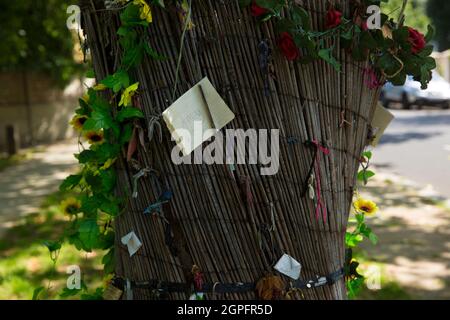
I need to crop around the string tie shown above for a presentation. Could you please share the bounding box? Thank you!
[310,140,330,223]
[148,115,163,144]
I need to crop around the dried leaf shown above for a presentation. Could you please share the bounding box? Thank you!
[127,128,138,162]
[256,275,285,300]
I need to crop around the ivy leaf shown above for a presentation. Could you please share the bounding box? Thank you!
[102,248,115,275]
[60,287,83,299]
[318,47,341,72]
[60,174,82,191]
[93,143,121,164]
[362,151,372,160]
[368,232,379,245]
[100,169,117,193]
[78,219,100,252]
[76,150,97,164]
[144,42,167,60]
[32,287,46,300]
[101,70,130,93]
[122,44,145,70]
[43,240,62,253]
[80,194,102,217]
[424,24,435,43]
[100,199,120,216]
[117,107,144,122]
[357,170,375,184]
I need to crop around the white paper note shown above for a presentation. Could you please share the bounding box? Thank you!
[162,77,235,156]
[121,231,142,257]
[274,254,302,280]
[371,103,395,147]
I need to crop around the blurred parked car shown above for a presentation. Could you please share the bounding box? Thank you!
[380,71,450,109]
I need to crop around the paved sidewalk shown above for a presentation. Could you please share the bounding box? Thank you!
[0,140,79,237]
[360,169,450,299]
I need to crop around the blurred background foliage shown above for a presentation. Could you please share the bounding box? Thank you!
[0,0,84,87]
[381,0,430,33]
[426,0,450,51]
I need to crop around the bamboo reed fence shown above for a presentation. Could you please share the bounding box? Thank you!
[80,0,382,300]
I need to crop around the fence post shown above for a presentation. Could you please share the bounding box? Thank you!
[6,125,17,156]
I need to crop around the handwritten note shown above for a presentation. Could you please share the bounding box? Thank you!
[162,77,235,156]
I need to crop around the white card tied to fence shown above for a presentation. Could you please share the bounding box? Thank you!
[371,103,394,147]
[121,231,142,257]
[274,254,302,280]
[162,77,235,156]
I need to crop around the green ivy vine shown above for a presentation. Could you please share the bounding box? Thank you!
[40,0,434,300]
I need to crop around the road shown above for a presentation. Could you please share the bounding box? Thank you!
[373,108,450,199]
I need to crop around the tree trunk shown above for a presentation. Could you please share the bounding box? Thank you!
[80,0,381,300]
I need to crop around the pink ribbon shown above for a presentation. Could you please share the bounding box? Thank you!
[312,140,330,224]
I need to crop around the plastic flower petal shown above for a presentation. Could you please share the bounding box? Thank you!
[70,115,89,131]
[353,198,378,216]
[61,197,82,216]
[93,83,107,91]
[84,130,105,145]
[119,82,139,107]
[133,0,152,23]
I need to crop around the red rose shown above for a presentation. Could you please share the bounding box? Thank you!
[251,1,268,17]
[325,9,342,29]
[361,20,368,31]
[407,27,426,54]
[277,32,300,61]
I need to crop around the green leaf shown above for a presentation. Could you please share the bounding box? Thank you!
[362,151,373,160]
[102,248,115,275]
[100,199,120,216]
[94,143,121,163]
[101,70,130,93]
[368,232,379,245]
[100,169,117,193]
[357,170,375,184]
[32,287,45,300]
[78,219,100,251]
[424,24,435,43]
[318,47,341,72]
[116,107,144,122]
[60,175,82,191]
[144,43,167,60]
[43,240,62,252]
[60,287,83,299]
[76,150,97,164]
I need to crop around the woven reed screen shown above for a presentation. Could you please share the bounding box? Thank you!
[80,0,381,300]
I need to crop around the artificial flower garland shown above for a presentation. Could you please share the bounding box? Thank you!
[244,0,435,89]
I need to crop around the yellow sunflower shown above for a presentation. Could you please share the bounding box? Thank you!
[84,130,105,145]
[81,93,90,103]
[353,198,378,216]
[133,0,152,23]
[61,197,82,216]
[93,83,107,91]
[70,115,88,131]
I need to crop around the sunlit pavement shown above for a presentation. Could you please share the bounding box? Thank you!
[0,140,79,238]
[374,108,450,199]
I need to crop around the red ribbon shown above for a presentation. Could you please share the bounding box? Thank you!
[311,140,330,223]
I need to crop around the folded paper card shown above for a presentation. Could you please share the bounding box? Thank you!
[121,231,142,257]
[371,103,394,147]
[162,77,235,156]
[274,254,302,280]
